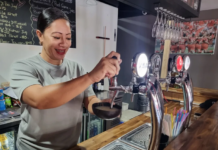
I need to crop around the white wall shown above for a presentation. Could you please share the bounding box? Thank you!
[0,0,118,88]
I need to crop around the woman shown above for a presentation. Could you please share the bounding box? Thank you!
[10,8,121,150]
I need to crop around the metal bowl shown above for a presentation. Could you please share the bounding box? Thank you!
[92,102,122,120]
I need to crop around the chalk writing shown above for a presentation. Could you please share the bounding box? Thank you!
[10,3,17,10]
[0,33,6,37]
[32,0,51,6]
[31,4,45,11]
[0,0,31,45]
[7,12,17,17]
[0,0,76,47]
[0,11,6,15]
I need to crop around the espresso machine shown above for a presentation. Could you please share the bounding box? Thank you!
[167,55,193,128]
[107,53,166,150]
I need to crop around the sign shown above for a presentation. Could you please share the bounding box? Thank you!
[176,55,183,72]
[183,56,191,70]
[155,19,218,55]
[136,53,148,77]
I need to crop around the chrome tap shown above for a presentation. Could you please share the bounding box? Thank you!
[109,53,166,150]
[150,53,171,91]
[167,55,193,129]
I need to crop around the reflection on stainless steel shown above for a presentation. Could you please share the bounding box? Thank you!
[148,81,164,150]
[183,75,193,128]
[120,123,152,150]
[156,81,165,120]
[178,74,193,129]
[111,90,120,108]
[99,140,139,150]
[108,53,166,150]
[168,55,193,129]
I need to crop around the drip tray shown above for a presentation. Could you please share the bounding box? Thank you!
[99,140,139,150]
[119,123,152,150]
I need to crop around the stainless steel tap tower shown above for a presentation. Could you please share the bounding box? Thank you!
[167,55,193,128]
[109,53,167,150]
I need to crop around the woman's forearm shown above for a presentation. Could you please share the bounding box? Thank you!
[24,74,94,109]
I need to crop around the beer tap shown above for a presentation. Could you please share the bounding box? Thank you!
[109,53,167,150]
[181,55,193,128]
[150,54,171,91]
[167,55,193,128]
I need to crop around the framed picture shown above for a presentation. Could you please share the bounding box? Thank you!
[155,19,218,55]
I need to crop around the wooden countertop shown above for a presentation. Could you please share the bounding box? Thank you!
[70,114,151,150]
[162,87,218,105]
[165,101,218,150]
[163,87,218,97]
[70,101,206,150]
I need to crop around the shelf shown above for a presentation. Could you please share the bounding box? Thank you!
[97,0,118,7]
[153,0,201,18]
[118,0,201,19]
[118,2,146,18]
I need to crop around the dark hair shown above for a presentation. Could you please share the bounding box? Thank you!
[37,7,70,33]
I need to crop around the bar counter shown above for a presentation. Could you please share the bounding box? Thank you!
[165,101,218,150]
[162,87,218,105]
[70,101,205,150]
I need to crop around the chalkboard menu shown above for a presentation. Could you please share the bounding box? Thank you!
[0,0,76,48]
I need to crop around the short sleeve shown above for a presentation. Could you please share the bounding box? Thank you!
[79,66,95,98]
[10,61,41,102]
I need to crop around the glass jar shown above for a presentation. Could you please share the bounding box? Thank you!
[194,0,199,10]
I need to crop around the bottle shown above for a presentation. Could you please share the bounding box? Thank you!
[94,125,98,136]
[194,0,199,10]
[90,124,93,138]
[0,100,6,111]
[0,134,9,150]
[97,121,101,134]
[5,97,12,108]
[0,89,4,100]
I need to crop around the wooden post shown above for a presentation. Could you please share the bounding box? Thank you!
[96,26,110,57]
[160,40,171,89]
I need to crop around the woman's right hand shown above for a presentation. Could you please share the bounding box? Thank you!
[88,51,122,83]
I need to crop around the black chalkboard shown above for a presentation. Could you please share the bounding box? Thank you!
[0,0,76,48]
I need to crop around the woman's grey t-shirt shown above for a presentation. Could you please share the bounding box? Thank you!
[10,54,95,150]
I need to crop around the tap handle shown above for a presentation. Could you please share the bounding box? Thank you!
[109,76,117,87]
[159,78,170,91]
[109,56,118,87]
[166,84,169,92]
[159,78,166,83]
[165,77,171,91]
[110,90,119,108]
[131,93,135,102]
